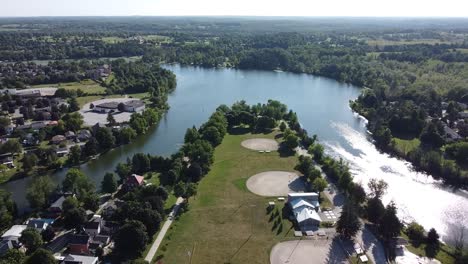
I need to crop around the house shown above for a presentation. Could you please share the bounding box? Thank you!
[444,125,462,142]
[0,240,13,256]
[77,130,92,141]
[62,254,98,264]
[1,225,27,244]
[49,196,66,214]
[31,121,47,130]
[124,174,145,191]
[26,218,51,232]
[22,133,39,146]
[123,100,145,112]
[68,234,90,255]
[84,215,102,237]
[56,147,69,157]
[93,102,119,113]
[65,131,76,140]
[288,193,322,231]
[102,199,125,218]
[1,156,14,168]
[51,135,66,145]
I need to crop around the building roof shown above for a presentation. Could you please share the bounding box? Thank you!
[69,234,90,245]
[127,174,145,185]
[51,135,66,142]
[50,196,66,209]
[0,240,13,255]
[16,88,57,97]
[290,199,316,210]
[95,102,119,109]
[27,219,49,230]
[1,225,27,238]
[63,254,98,264]
[124,100,144,108]
[65,131,76,137]
[294,207,322,223]
[84,220,101,230]
[444,125,462,140]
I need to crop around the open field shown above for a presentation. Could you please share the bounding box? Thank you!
[391,137,421,156]
[241,138,279,151]
[32,79,106,95]
[270,239,347,264]
[155,132,300,264]
[246,171,304,196]
[366,39,458,47]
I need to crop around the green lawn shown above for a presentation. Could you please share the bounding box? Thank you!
[400,233,456,264]
[155,132,299,264]
[32,79,106,95]
[392,137,420,156]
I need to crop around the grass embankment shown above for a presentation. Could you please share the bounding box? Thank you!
[391,137,420,156]
[400,233,456,264]
[32,79,106,95]
[156,132,299,264]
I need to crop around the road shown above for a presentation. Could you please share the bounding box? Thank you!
[144,197,184,262]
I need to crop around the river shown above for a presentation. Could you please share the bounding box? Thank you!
[1,64,467,243]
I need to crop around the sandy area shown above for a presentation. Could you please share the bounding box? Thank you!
[241,138,279,151]
[80,98,141,126]
[246,171,305,196]
[270,239,347,264]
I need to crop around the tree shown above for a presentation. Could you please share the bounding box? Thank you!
[174,182,186,197]
[132,153,150,174]
[116,162,132,182]
[62,112,83,132]
[186,162,203,182]
[279,121,287,132]
[82,137,98,157]
[114,220,149,259]
[118,102,125,112]
[63,207,87,229]
[62,168,95,198]
[62,196,79,213]
[379,202,402,241]
[107,112,116,126]
[96,127,115,150]
[41,226,55,242]
[283,133,299,150]
[309,143,324,162]
[101,172,118,193]
[427,228,440,246]
[0,190,16,232]
[185,183,198,198]
[68,145,81,165]
[24,248,56,264]
[367,178,388,199]
[0,249,25,264]
[312,177,328,193]
[0,139,22,155]
[367,197,385,224]
[350,183,367,204]
[19,228,43,253]
[118,127,137,144]
[406,222,426,242]
[26,176,56,210]
[201,126,222,146]
[336,202,361,239]
[68,97,80,112]
[22,153,38,172]
[184,126,200,143]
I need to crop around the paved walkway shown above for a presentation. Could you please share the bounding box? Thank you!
[145,197,184,262]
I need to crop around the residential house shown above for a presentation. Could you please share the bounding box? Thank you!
[77,130,92,141]
[1,225,27,244]
[68,234,91,255]
[102,199,124,218]
[1,156,14,168]
[0,240,13,256]
[62,254,98,264]
[56,147,69,157]
[26,218,52,232]
[49,196,66,215]
[124,174,145,191]
[444,125,462,142]
[288,193,322,231]
[84,216,102,237]
[31,121,47,130]
[51,135,66,145]
[65,131,76,140]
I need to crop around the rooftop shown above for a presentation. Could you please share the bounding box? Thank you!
[95,101,119,109]
[1,225,27,238]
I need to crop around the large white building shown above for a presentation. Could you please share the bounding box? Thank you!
[288,193,322,231]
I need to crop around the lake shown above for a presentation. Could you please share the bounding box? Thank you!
[1,64,467,243]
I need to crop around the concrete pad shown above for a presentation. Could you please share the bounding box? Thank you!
[246,171,305,196]
[270,239,348,264]
[241,138,279,151]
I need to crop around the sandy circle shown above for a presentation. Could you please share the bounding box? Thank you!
[241,138,279,151]
[270,240,346,264]
[246,171,305,196]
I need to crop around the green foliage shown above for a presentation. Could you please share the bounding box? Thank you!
[63,207,87,229]
[101,172,118,193]
[312,177,328,193]
[68,145,81,165]
[19,228,43,253]
[62,168,95,198]
[26,176,56,210]
[22,153,38,172]
[24,248,56,264]
[0,190,16,231]
[0,249,25,264]
[96,127,115,150]
[62,112,83,132]
[367,178,388,199]
[336,202,362,239]
[379,202,402,241]
[114,220,149,259]
[367,197,385,224]
[0,139,22,155]
[406,222,426,242]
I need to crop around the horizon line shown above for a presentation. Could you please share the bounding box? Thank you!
[1,15,468,19]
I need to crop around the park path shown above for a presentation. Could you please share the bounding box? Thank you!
[145,197,184,262]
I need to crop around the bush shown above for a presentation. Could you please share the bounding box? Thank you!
[406,222,426,242]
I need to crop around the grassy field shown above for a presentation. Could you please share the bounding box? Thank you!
[155,131,300,264]
[391,137,420,156]
[32,79,106,95]
[400,233,456,264]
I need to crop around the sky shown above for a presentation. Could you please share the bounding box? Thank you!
[1,0,467,17]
